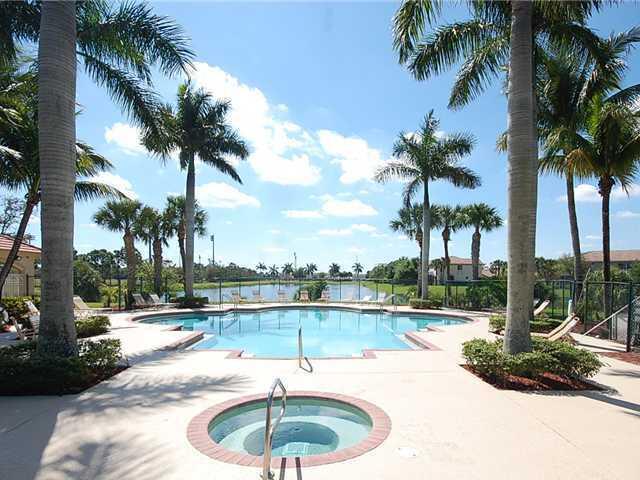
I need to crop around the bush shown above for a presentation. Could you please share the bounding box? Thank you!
[73,259,103,302]
[0,297,31,327]
[465,282,507,309]
[298,280,328,301]
[0,338,123,395]
[489,314,505,333]
[75,315,110,338]
[175,296,208,308]
[409,298,442,309]
[462,337,602,381]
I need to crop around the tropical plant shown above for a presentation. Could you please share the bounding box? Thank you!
[134,206,172,294]
[375,111,480,299]
[432,204,465,284]
[143,82,249,297]
[163,195,207,285]
[328,263,341,277]
[93,200,142,309]
[269,265,279,278]
[352,262,364,278]
[460,203,503,280]
[281,263,294,278]
[256,262,267,276]
[305,263,318,278]
[3,1,194,357]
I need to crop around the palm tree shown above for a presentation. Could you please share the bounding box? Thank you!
[375,111,480,299]
[143,82,249,298]
[36,1,77,356]
[281,263,294,278]
[328,263,341,278]
[461,203,504,280]
[352,262,364,278]
[134,206,171,294]
[305,263,318,279]
[6,1,194,356]
[256,262,267,276]
[433,204,465,285]
[93,200,143,309]
[0,63,124,294]
[269,265,279,278]
[163,195,208,286]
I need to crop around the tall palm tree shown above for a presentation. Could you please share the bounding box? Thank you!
[0,63,124,293]
[134,206,171,294]
[93,200,142,309]
[6,1,194,356]
[256,262,267,276]
[305,263,318,278]
[375,111,480,299]
[282,263,294,278]
[352,262,364,278]
[461,203,504,280]
[269,265,279,278]
[328,263,341,278]
[143,82,249,297]
[163,195,207,286]
[36,1,77,356]
[433,204,465,284]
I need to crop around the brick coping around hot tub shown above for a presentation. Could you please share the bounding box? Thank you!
[186,391,392,468]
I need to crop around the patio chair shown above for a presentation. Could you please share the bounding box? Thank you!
[533,314,580,342]
[1,307,27,342]
[132,293,151,309]
[358,295,372,304]
[251,290,265,303]
[319,289,331,302]
[18,302,40,340]
[299,290,310,302]
[533,299,550,317]
[148,293,172,309]
[277,290,287,302]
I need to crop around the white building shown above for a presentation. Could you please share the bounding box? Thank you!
[435,256,482,283]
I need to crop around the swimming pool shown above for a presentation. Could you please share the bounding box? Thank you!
[142,307,464,358]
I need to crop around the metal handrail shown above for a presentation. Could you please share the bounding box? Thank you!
[262,378,287,480]
[298,326,303,368]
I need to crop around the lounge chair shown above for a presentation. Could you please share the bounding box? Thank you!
[358,295,372,304]
[299,291,310,302]
[533,299,550,317]
[319,289,331,302]
[277,291,287,303]
[132,293,151,309]
[16,302,40,340]
[251,290,264,303]
[148,293,172,308]
[1,307,27,342]
[533,314,580,342]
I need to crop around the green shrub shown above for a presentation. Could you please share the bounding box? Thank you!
[489,314,505,333]
[297,280,328,301]
[462,337,602,381]
[0,297,30,326]
[409,298,442,309]
[73,259,103,302]
[75,315,110,338]
[465,282,507,309]
[461,339,505,378]
[175,296,208,308]
[0,338,123,395]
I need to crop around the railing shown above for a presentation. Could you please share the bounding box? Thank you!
[262,378,287,480]
[297,327,313,372]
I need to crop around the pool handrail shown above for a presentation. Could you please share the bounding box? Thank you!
[262,378,287,479]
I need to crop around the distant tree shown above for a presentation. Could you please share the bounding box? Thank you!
[134,206,172,294]
[490,260,508,278]
[433,204,465,284]
[73,259,102,302]
[0,195,25,235]
[352,262,364,278]
[281,263,294,278]
[328,263,341,277]
[269,265,279,277]
[256,262,267,276]
[461,203,503,280]
[305,263,318,278]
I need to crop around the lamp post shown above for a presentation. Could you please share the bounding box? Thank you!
[210,234,215,266]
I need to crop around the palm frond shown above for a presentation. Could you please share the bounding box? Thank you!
[374,161,421,183]
[75,181,126,202]
[392,0,443,63]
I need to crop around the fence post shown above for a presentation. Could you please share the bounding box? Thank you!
[358,277,361,300]
[626,282,634,352]
[583,281,589,333]
[219,279,222,306]
[118,278,122,310]
[375,280,379,301]
[391,280,395,306]
[339,278,342,301]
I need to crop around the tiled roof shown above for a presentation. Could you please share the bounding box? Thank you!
[448,256,477,265]
[582,250,640,263]
[0,234,41,254]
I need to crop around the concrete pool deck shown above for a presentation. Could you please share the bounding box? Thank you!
[1,304,639,479]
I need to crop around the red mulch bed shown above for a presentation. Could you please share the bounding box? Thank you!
[461,365,600,391]
[600,351,640,367]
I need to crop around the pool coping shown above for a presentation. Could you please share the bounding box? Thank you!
[186,391,392,468]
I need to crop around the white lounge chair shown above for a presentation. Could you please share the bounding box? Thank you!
[277,291,287,303]
[319,289,331,302]
[20,301,40,340]
[148,293,172,309]
[251,290,264,303]
[358,295,372,304]
[534,299,550,317]
[533,314,579,342]
[132,293,151,309]
[299,291,310,302]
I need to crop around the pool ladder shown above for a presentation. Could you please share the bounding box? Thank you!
[262,378,287,480]
[298,327,313,372]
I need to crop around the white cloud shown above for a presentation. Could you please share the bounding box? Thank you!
[350,224,377,233]
[282,210,324,219]
[320,197,378,217]
[104,123,145,156]
[396,234,409,241]
[92,172,138,199]
[616,210,640,219]
[318,228,353,237]
[317,129,386,184]
[612,184,640,200]
[196,182,261,209]
[585,234,601,240]
[188,62,322,186]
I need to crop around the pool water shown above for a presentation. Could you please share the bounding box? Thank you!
[209,397,372,457]
[143,308,463,358]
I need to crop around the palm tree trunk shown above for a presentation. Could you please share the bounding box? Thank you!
[37,1,78,357]
[566,173,584,300]
[415,233,422,296]
[0,194,37,295]
[443,230,451,298]
[124,231,137,309]
[504,0,535,355]
[184,155,195,297]
[471,229,481,280]
[153,238,163,294]
[599,175,613,319]
[421,183,430,300]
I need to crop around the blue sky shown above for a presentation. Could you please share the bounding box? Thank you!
[22,2,640,272]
